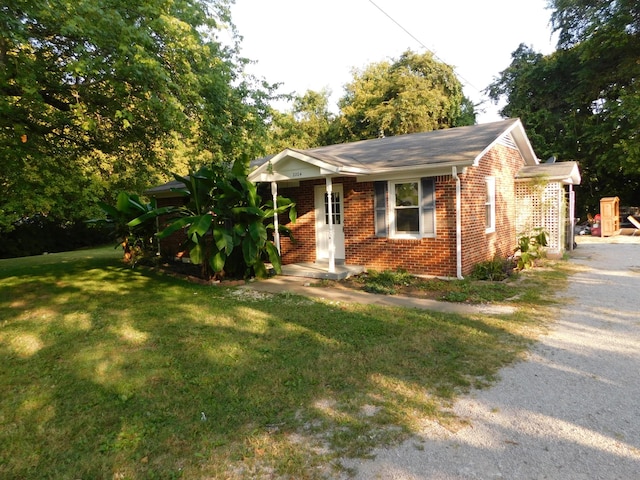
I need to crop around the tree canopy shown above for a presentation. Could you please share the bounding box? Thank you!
[0,0,274,231]
[337,50,475,141]
[265,89,338,153]
[488,0,640,214]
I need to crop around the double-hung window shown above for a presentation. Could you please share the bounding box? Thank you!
[376,178,435,239]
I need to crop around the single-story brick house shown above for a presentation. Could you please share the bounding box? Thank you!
[146,118,580,279]
[247,118,580,278]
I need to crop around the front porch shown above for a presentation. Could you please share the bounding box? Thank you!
[281,261,365,280]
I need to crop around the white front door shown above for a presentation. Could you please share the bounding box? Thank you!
[314,184,345,261]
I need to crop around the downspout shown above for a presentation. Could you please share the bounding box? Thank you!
[271,181,281,255]
[452,167,463,279]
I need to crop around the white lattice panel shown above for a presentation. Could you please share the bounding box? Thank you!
[515,182,564,252]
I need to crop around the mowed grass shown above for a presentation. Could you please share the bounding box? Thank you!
[0,247,567,479]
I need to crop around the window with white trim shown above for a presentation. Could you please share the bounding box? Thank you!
[381,178,435,239]
[485,176,496,233]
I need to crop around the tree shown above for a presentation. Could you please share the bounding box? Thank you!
[549,0,639,48]
[337,50,476,141]
[265,89,339,153]
[488,0,640,213]
[0,0,275,231]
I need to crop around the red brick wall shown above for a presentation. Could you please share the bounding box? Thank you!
[278,143,525,277]
[344,176,458,276]
[458,144,523,275]
[277,177,458,276]
[278,183,317,263]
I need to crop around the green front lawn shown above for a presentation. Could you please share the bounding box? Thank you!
[0,247,565,479]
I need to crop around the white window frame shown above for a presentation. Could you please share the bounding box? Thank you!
[485,176,496,233]
[388,178,436,239]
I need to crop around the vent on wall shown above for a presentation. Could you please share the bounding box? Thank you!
[497,133,517,150]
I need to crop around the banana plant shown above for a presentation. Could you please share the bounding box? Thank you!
[88,191,157,263]
[129,158,296,280]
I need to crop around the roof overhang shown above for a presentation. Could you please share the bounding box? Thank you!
[144,178,187,198]
[356,160,473,182]
[516,161,581,185]
[248,148,369,183]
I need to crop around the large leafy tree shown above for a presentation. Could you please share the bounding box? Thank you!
[266,89,339,153]
[337,50,476,141]
[0,0,274,231]
[488,1,640,213]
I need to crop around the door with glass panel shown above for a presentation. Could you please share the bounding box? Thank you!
[314,184,345,261]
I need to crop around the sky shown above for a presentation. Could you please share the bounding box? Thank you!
[228,0,558,124]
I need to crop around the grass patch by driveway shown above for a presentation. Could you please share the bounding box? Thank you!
[0,247,567,479]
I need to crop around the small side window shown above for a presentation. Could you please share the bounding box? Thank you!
[485,176,496,233]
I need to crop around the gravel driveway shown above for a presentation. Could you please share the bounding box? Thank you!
[342,235,640,479]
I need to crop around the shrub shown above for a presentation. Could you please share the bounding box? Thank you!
[514,228,548,270]
[358,269,414,295]
[471,256,515,281]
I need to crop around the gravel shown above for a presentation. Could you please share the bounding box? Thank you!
[341,235,640,479]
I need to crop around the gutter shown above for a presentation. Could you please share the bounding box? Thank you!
[452,166,463,279]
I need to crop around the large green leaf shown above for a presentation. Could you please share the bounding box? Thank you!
[242,237,258,266]
[253,259,268,278]
[289,204,297,223]
[116,192,130,213]
[126,196,149,214]
[212,226,234,255]
[248,221,267,245]
[187,214,213,241]
[97,201,120,219]
[230,206,262,217]
[245,180,259,208]
[173,173,191,186]
[265,241,282,274]
[169,188,191,197]
[156,216,192,239]
[189,243,204,264]
[210,250,226,272]
[128,206,181,228]
[231,156,249,177]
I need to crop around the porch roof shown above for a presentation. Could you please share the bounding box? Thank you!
[516,161,581,185]
[249,118,538,183]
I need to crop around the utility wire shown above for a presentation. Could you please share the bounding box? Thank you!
[367,0,484,97]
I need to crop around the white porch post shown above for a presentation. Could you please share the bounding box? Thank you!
[568,184,575,251]
[325,177,336,273]
[271,181,281,255]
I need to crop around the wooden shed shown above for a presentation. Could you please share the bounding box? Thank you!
[600,197,620,237]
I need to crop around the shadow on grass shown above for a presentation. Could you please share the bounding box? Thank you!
[0,248,534,479]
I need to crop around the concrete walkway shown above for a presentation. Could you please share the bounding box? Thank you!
[240,275,516,316]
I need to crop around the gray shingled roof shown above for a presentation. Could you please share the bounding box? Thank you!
[148,118,551,196]
[252,119,525,172]
[145,178,186,196]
